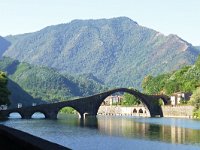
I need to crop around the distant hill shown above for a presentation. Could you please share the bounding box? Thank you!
[0,57,106,102]
[7,79,45,108]
[2,17,200,88]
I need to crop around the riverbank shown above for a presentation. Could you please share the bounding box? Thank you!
[98,105,194,118]
[0,125,71,150]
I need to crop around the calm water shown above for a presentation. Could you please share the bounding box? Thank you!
[1,114,200,150]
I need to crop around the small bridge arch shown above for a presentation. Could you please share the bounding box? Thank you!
[31,112,46,119]
[8,112,22,118]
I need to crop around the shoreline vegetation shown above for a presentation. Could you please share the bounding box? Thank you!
[142,55,200,118]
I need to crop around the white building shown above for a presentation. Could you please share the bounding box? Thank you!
[18,103,22,108]
[102,95,123,106]
[0,105,7,110]
[170,92,191,106]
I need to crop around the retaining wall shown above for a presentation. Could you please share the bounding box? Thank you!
[161,105,194,118]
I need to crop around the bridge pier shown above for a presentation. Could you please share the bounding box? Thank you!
[79,113,96,119]
[21,114,31,119]
[45,111,58,119]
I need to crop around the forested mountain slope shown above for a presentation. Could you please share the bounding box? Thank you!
[0,57,106,102]
[2,17,200,88]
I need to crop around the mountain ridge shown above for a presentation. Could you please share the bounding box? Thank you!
[1,17,199,88]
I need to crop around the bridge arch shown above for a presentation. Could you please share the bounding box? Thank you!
[8,112,22,118]
[93,88,165,117]
[133,109,137,113]
[139,109,143,113]
[31,112,46,119]
[57,106,81,118]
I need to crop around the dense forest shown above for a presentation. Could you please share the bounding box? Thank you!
[142,55,200,96]
[142,55,200,117]
[0,71,10,105]
[0,57,106,103]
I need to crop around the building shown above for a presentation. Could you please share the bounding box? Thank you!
[102,95,123,106]
[170,92,191,106]
[0,105,7,110]
[17,103,22,108]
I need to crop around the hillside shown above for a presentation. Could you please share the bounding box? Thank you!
[196,46,200,52]
[7,79,45,108]
[0,57,106,102]
[142,55,200,95]
[0,36,10,59]
[2,17,200,88]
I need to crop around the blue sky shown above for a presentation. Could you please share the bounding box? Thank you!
[0,0,199,45]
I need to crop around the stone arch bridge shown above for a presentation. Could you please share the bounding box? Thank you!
[0,88,169,119]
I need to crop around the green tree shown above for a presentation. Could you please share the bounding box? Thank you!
[122,93,140,106]
[0,71,10,105]
[189,87,200,118]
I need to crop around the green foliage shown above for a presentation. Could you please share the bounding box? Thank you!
[0,57,106,102]
[190,87,200,109]
[0,71,10,105]
[153,98,164,106]
[3,17,199,89]
[190,87,200,118]
[142,57,200,95]
[122,93,140,106]
[59,107,77,114]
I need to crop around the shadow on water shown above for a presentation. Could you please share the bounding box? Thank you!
[56,114,98,129]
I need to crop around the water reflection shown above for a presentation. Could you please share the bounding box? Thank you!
[3,113,200,148]
[57,114,98,129]
[56,114,200,145]
[97,116,200,145]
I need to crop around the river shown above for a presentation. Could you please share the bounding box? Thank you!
[1,113,200,150]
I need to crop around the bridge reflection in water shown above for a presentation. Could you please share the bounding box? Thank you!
[79,115,200,145]
[55,114,200,146]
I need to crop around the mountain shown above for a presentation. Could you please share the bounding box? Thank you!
[1,68,44,108]
[0,36,11,59]
[2,17,200,88]
[195,46,200,52]
[0,57,106,102]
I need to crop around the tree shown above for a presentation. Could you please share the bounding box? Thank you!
[0,71,10,105]
[189,87,200,118]
[122,93,140,106]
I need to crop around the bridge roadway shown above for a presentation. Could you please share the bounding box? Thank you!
[0,88,169,119]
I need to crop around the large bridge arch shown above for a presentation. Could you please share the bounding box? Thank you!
[75,88,168,118]
[93,88,157,117]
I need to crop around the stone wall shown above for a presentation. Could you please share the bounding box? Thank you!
[161,105,194,118]
[98,105,194,118]
[98,106,150,117]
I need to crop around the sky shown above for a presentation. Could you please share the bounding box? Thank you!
[0,0,200,45]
